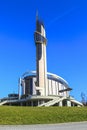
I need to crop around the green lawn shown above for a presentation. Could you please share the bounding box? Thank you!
[0,106,87,124]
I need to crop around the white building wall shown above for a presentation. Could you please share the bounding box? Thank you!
[48,79,52,95]
[36,43,47,96]
[59,83,62,96]
[32,77,37,95]
[67,100,71,107]
[43,44,48,96]
[55,82,58,95]
[25,76,70,97]
[52,80,56,95]
[63,86,67,97]
[57,82,59,95]
[21,79,25,95]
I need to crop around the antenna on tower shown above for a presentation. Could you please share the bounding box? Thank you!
[36,10,38,21]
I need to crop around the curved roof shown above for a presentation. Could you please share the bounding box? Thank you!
[21,70,69,87]
[47,72,68,85]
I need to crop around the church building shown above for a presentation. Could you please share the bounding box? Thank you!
[0,16,83,107]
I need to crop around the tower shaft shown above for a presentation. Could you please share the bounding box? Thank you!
[34,18,47,96]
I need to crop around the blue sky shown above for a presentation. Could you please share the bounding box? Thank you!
[0,0,87,101]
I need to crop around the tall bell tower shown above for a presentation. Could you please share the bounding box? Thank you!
[34,14,47,96]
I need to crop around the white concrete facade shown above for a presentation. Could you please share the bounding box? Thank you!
[35,18,47,96]
[22,73,69,97]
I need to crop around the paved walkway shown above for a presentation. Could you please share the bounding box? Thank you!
[0,122,87,130]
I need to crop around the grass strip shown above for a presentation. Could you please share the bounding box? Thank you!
[0,106,87,124]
